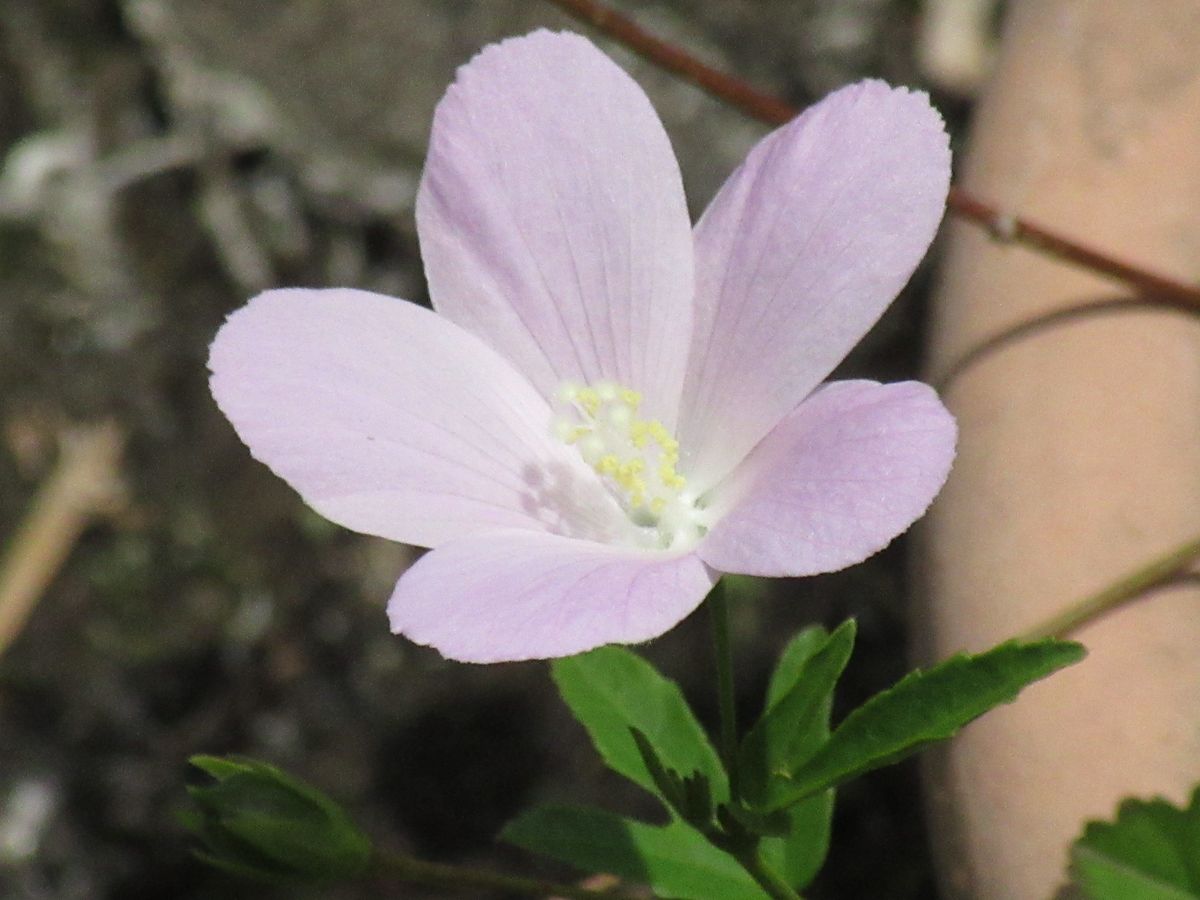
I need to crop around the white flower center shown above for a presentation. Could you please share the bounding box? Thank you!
[552,380,706,550]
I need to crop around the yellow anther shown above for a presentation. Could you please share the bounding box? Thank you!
[614,458,645,496]
[552,378,695,538]
[576,388,601,416]
[622,477,647,502]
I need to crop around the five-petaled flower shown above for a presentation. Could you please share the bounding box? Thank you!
[209,30,956,663]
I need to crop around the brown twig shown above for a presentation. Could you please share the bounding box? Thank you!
[943,192,1200,307]
[548,0,797,125]
[545,0,1200,309]
[0,420,126,657]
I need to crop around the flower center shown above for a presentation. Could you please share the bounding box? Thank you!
[552,380,704,549]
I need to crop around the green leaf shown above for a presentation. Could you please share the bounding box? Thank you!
[738,621,855,804]
[759,792,833,891]
[740,623,851,888]
[1071,788,1200,899]
[630,728,714,827]
[191,755,257,781]
[765,639,1085,810]
[552,646,728,804]
[764,626,832,711]
[503,805,768,900]
[184,755,371,883]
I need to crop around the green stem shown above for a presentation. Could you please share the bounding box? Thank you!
[1022,533,1200,641]
[734,848,804,900]
[708,580,738,783]
[372,848,649,899]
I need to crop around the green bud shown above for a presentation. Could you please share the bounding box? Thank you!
[183,755,372,883]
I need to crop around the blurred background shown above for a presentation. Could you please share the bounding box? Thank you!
[0,1,995,897]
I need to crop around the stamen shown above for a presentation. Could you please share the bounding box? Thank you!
[551,379,704,549]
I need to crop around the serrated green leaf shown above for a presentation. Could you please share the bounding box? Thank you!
[765,639,1085,810]
[552,646,728,805]
[738,621,855,805]
[764,626,830,712]
[630,728,688,811]
[503,805,768,900]
[1071,788,1200,899]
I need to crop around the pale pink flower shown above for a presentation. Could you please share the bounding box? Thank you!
[209,31,955,663]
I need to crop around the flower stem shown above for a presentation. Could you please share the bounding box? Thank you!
[544,0,1200,309]
[1021,533,1200,641]
[372,848,649,899]
[708,580,739,789]
[734,847,804,900]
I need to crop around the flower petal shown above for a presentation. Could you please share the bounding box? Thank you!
[388,530,715,663]
[209,288,628,548]
[681,81,951,488]
[417,30,694,427]
[697,380,956,577]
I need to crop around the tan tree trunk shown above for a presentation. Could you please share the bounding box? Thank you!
[919,1,1200,897]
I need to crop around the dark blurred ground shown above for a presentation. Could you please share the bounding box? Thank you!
[0,1,982,897]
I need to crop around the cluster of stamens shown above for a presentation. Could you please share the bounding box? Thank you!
[552,380,699,547]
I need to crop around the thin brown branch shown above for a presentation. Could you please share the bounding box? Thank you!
[943,191,1200,307]
[547,0,796,126]
[547,0,792,126]
[545,0,1200,309]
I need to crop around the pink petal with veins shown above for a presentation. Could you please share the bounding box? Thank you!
[389,530,715,663]
[209,288,627,549]
[419,30,695,428]
[699,380,956,577]
[681,81,951,489]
